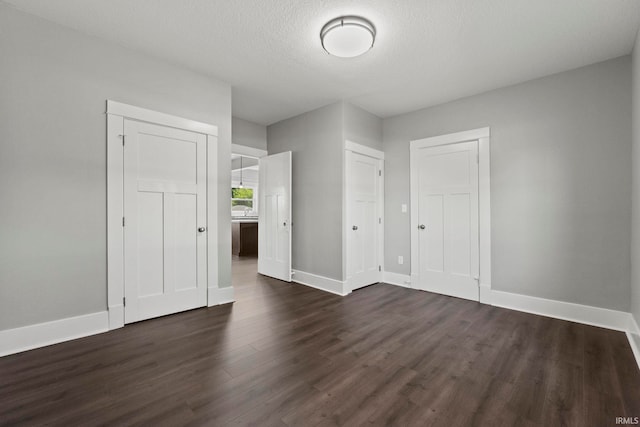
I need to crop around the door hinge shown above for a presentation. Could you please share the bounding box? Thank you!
[122,217,125,227]
[378,265,382,272]
[379,217,382,224]
[379,170,382,176]
[476,154,479,164]
[119,134,125,146]
[123,297,126,307]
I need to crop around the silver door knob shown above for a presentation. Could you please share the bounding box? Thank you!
[198,227,206,232]
[418,224,426,230]
[352,225,358,230]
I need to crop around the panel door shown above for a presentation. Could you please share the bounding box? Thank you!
[124,119,207,323]
[415,141,479,301]
[258,151,292,282]
[347,151,382,290]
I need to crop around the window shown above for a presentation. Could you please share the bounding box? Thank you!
[231,187,254,210]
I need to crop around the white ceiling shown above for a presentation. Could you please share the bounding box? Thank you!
[3,0,639,125]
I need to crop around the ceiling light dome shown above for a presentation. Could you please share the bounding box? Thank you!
[320,16,376,58]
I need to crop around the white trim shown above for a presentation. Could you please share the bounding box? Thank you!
[206,134,221,307]
[478,136,491,289]
[486,288,630,332]
[627,315,640,370]
[207,286,235,306]
[107,114,125,330]
[107,100,220,329]
[292,270,350,296]
[379,161,385,283]
[479,283,492,304]
[231,143,267,158]
[107,100,218,136]
[0,312,108,357]
[108,304,124,330]
[382,271,412,288]
[410,127,490,149]
[410,127,491,300]
[342,149,348,283]
[345,140,385,160]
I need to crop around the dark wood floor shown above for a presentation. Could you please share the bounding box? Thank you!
[1,256,638,426]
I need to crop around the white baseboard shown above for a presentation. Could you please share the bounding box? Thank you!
[627,315,640,370]
[382,271,412,288]
[108,304,124,330]
[0,311,109,357]
[479,283,492,304]
[486,288,630,332]
[208,286,235,307]
[292,270,349,296]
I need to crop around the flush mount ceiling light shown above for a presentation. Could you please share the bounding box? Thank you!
[320,16,376,58]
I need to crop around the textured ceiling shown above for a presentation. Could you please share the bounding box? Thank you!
[2,0,639,125]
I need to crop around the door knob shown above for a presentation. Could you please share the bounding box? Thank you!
[418,224,426,230]
[352,225,358,230]
[198,227,206,232]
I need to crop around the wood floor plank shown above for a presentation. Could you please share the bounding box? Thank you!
[0,256,638,426]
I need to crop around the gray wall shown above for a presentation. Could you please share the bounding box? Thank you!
[632,29,640,326]
[343,103,383,151]
[267,103,344,280]
[232,117,267,151]
[0,6,232,330]
[383,56,632,311]
[267,102,382,281]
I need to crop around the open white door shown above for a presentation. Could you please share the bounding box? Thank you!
[258,151,292,282]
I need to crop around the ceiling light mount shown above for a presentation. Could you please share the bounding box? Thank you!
[320,16,376,58]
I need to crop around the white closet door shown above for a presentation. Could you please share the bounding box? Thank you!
[346,151,382,290]
[123,119,207,323]
[414,141,479,301]
[258,151,292,282]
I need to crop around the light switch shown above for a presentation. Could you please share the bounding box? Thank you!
[401,204,407,213]
[398,256,404,265]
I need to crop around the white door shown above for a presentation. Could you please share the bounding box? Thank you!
[123,119,207,323]
[258,151,292,282]
[346,151,382,290]
[414,141,479,301]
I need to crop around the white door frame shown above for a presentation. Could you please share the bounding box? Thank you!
[409,127,491,303]
[231,143,267,159]
[343,140,385,291]
[231,144,267,215]
[106,100,219,330]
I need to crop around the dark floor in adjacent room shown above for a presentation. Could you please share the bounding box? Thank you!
[1,256,638,426]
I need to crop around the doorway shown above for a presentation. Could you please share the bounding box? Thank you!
[230,145,292,285]
[106,101,219,329]
[231,154,259,257]
[230,145,265,291]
